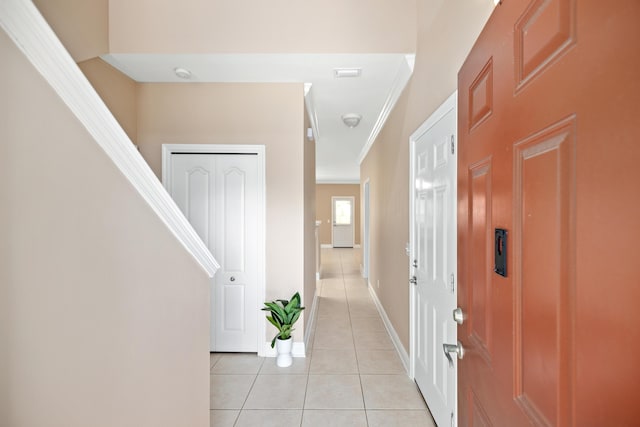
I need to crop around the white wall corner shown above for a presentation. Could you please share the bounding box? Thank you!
[304,291,320,351]
[304,83,320,144]
[368,284,411,376]
[357,54,416,165]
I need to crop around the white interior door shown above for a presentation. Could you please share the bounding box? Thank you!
[411,94,457,427]
[363,181,370,278]
[169,153,259,352]
[332,196,354,248]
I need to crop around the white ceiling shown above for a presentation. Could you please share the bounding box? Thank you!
[102,53,414,183]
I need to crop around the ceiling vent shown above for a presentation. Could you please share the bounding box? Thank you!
[334,68,362,78]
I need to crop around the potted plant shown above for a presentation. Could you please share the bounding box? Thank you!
[262,292,305,367]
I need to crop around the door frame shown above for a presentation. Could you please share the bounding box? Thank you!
[162,144,266,356]
[331,196,355,248]
[409,91,457,379]
[362,179,371,278]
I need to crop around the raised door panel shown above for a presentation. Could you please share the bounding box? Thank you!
[214,155,258,351]
[467,160,493,364]
[185,167,211,247]
[459,0,640,426]
[514,118,575,426]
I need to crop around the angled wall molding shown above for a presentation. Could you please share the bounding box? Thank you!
[357,54,415,165]
[304,83,320,143]
[0,0,219,277]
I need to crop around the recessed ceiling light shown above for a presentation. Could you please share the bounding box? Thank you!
[334,68,362,78]
[342,113,362,128]
[174,67,192,80]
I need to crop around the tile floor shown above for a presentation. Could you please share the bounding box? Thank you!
[210,248,435,427]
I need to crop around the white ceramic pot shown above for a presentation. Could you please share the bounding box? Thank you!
[275,337,293,367]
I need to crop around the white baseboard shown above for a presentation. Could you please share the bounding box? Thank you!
[304,291,320,352]
[354,244,361,249]
[316,272,320,280]
[321,244,332,249]
[263,289,318,358]
[368,283,410,376]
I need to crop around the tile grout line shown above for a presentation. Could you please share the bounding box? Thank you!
[233,358,263,426]
[340,249,371,426]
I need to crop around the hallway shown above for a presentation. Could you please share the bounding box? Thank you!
[209,248,434,426]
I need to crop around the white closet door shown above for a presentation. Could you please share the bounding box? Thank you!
[170,153,258,352]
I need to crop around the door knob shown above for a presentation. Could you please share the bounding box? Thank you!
[230,276,236,282]
[409,276,417,285]
[453,307,466,325]
[443,341,465,367]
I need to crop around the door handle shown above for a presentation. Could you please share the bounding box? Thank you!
[443,341,465,367]
[409,276,417,285]
[230,276,236,282]
[453,307,466,325]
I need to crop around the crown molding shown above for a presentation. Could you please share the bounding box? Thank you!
[316,179,361,185]
[357,54,415,165]
[0,0,219,277]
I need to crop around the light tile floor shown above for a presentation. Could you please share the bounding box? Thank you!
[210,248,436,427]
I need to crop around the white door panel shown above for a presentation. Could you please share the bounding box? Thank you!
[170,153,258,352]
[411,95,457,427]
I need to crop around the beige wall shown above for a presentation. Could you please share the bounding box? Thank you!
[108,0,416,54]
[316,184,361,246]
[135,82,308,343]
[1,29,210,427]
[303,110,317,327]
[33,0,108,62]
[78,58,138,143]
[360,0,495,352]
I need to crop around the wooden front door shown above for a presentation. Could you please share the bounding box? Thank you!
[457,1,640,426]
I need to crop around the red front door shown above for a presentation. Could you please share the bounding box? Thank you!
[458,1,640,425]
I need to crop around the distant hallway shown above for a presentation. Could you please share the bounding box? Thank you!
[208,248,434,426]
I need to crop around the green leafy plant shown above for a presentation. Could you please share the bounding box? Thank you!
[262,292,305,348]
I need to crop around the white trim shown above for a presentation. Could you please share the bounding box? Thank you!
[410,91,458,141]
[368,283,410,376]
[304,291,319,352]
[408,90,457,380]
[316,179,360,184]
[362,178,371,279]
[0,0,219,278]
[162,144,267,356]
[321,243,361,249]
[357,54,416,165]
[304,83,320,144]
